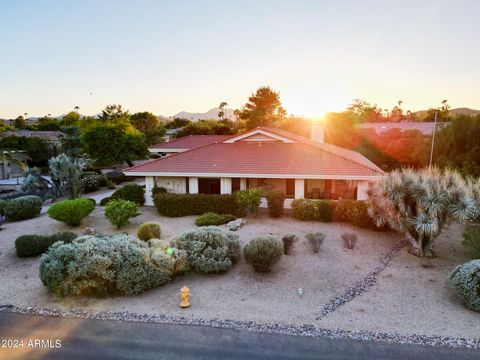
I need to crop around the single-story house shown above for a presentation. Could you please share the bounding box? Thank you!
[124,126,385,206]
[0,150,27,180]
[1,130,64,146]
[149,135,231,157]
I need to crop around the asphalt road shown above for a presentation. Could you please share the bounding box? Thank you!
[0,312,478,360]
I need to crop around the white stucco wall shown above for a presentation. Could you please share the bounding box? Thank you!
[357,180,370,200]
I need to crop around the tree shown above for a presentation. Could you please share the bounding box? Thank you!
[99,104,130,123]
[74,105,80,113]
[236,86,286,129]
[174,119,237,138]
[60,126,83,157]
[164,117,191,129]
[81,123,148,166]
[49,153,85,200]
[61,111,81,126]
[367,168,479,257]
[346,99,383,122]
[14,116,26,129]
[218,101,228,121]
[130,112,166,145]
[36,116,61,131]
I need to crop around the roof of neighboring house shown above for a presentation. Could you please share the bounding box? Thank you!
[358,122,449,135]
[1,130,64,142]
[149,135,232,151]
[127,127,384,178]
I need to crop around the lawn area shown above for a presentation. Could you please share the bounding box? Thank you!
[0,205,478,339]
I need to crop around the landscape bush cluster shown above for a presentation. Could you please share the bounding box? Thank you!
[137,222,161,241]
[195,212,236,226]
[15,231,78,257]
[0,199,7,216]
[39,234,186,296]
[154,193,239,217]
[104,199,138,229]
[462,225,480,259]
[3,195,43,221]
[235,189,262,216]
[266,190,285,218]
[110,184,145,206]
[80,172,107,193]
[334,200,376,229]
[291,199,338,222]
[449,260,480,313]
[174,226,240,273]
[244,236,283,272]
[305,232,326,253]
[47,198,95,226]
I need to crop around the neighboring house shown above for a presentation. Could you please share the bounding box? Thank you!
[358,121,449,136]
[0,150,27,180]
[164,128,182,142]
[149,135,232,157]
[0,130,64,146]
[125,127,384,206]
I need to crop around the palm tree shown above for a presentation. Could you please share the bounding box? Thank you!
[74,106,80,113]
[367,168,480,257]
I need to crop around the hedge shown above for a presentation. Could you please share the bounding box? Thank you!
[15,231,78,257]
[154,193,239,217]
[266,191,285,218]
[195,212,236,226]
[334,199,376,229]
[4,195,43,221]
[111,184,145,206]
[291,199,338,222]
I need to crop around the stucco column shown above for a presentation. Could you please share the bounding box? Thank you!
[145,176,154,206]
[240,178,247,190]
[357,180,369,200]
[294,179,305,199]
[188,177,199,194]
[220,178,232,194]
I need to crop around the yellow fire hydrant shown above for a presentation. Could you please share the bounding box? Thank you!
[180,286,190,308]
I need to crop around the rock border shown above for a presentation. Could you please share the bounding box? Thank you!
[316,239,407,319]
[0,304,478,349]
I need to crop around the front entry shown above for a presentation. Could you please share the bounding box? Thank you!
[198,178,221,194]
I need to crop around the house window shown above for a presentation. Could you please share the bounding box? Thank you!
[286,179,295,198]
[198,178,221,194]
[232,178,240,192]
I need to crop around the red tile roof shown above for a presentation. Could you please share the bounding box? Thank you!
[149,135,232,150]
[126,141,383,178]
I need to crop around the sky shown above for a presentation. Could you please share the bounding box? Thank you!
[1,0,479,119]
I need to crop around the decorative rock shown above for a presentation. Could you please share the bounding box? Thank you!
[227,218,244,230]
[82,227,95,235]
[228,224,238,231]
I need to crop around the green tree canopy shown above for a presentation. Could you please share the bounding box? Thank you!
[130,112,166,145]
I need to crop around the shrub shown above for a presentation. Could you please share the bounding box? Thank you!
[342,232,358,249]
[86,198,96,206]
[152,183,167,196]
[105,199,138,229]
[100,196,112,206]
[15,231,78,257]
[305,232,325,253]
[244,236,283,272]
[0,199,7,216]
[4,195,43,221]
[153,193,239,217]
[334,200,375,229]
[449,260,480,312]
[39,234,181,296]
[106,179,116,189]
[174,226,240,273]
[281,233,297,255]
[48,198,95,226]
[235,189,262,216]
[291,199,337,222]
[266,191,285,218]
[105,170,127,184]
[137,222,161,241]
[195,212,236,226]
[80,173,105,193]
[111,184,145,206]
[462,225,480,259]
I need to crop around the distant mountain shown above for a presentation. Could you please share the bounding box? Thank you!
[414,107,480,118]
[166,107,236,122]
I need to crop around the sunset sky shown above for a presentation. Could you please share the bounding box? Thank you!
[1,0,479,118]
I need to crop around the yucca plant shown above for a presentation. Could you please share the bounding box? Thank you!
[367,168,479,257]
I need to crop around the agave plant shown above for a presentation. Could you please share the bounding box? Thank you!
[367,168,480,257]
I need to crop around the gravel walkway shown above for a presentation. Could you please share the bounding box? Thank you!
[0,305,478,350]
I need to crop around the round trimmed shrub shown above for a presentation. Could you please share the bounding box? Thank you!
[4,195,43,221]
[80,173,105,193]
[48,198,95,226]
[15,231,78,257]
[111,184,145,206]
[100,196,112,206]
[137,222,161,241]
[449,260,480,312]
[174,226,240,273]
[104,199,138,229]
[266,191,285,218]
[195,212,236,226]
[39,234,180,296]
[244,236,283,272]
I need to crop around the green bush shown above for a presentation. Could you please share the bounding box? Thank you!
[281,233,297,255]
[105,199,138,229]
[100,196,112,206]
[48,198,95,226]
[306,232,325,253]
[111,184,145,206]
[195,212,236,226]
[39,234,183,296]
[334,200,375,229]
[291,199,337,222]
[244,236,283,272]
[153,193,239,217]
[137,222,161,241]
[235,189,262,216]
[449,260,480,312]
[80,173,106,193]
[106,179,116,189]
[266,191,285,218]
[105,171,127,184]
[152,183,167,196]
[4,195,43,221]
[0,199,7,216]
[15,231,78,257]
[462,225,480,258]
[174,226,240,273]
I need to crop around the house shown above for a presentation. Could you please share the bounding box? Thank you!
[358,121,449,136]
[124,126,384,206]
[148,135,232,157]
[1,130,64,146]
[0,150,27,180]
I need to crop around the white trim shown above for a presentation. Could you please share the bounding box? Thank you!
[223,129,296,144]
[148,148,187,153]
[125,171,383,180]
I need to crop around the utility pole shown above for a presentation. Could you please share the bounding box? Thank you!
[429,110,438,167]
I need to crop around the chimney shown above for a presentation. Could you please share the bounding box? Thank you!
[310,124,324,143]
